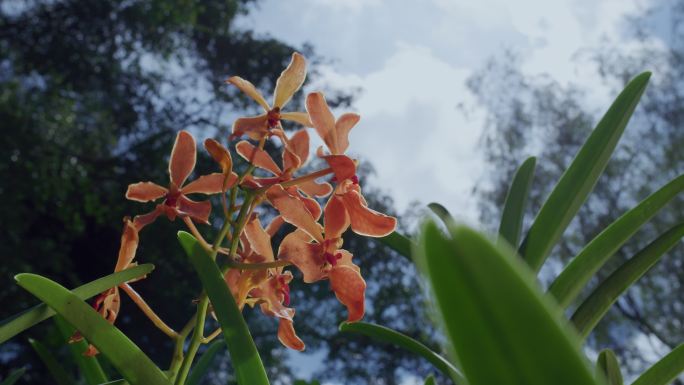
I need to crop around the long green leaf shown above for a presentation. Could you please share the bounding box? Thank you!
[0,367,26,385]
[596,349,623,385]
[424,375,437,385]
[339,321,463,384]
[177,231,269,385]
[571,224,684,338]
[548,175,684,308]
[632,343,684,385]
[55,315,109,384]
[519,72,651,272]
[29,338,76,385]
[418,221,602,385]
[186,340,225,385]
[376,231,413,259]
[14,274,169,385]
[428,202,454,226]
[498,156,536,249]
[0,264,154,344]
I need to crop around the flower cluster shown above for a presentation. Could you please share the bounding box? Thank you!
[76,53,396,354]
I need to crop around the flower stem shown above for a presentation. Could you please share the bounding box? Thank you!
[120,283,179,339]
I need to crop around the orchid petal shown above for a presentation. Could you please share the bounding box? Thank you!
[169,131,197,188]
[300,194,323,221]
[283,129,310,171]
[236,141,282,176]
[341,189,397,237]
[177,195,212,224]
[324,195,350,240]
[298,179,333,198]
[204,138,233,173]
[334,113,359,155]
[114,219,140,272]
[133,206,164,228]
[330,262,366,322]
[306,92,337,153]
[281,111,313,127]
[278,231,327,283]
[324,155,356,182]
[265,215,285,237]
[182,172,237,195]
[266,185,324,243]
[125,182,168,202]
[232,114,269,139]
[256,273,295,319]
[273,52,306,108]
[278,318,305,351]
[244,215,275,262]
[226,76,270,111]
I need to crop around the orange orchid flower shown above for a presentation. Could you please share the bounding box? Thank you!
[305,92,358,182]
[125,131,237,225]
[267,184,367,322]
[224,214,305,350]
[227,52,312,140]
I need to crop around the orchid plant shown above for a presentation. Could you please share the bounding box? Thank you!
[1,57,684,385]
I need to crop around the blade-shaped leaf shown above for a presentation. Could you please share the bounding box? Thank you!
[0,367,26,385]
[29,338,76,385]
[54,315,109,384]
[418,221,602,385]
[339,321,463,384]
[571,224,684,339]
[498,156,536,249]
[376,231,413,259]
[596,349,623,385]
[428,202,454,226]
[548,175,684,308]
[14,274,169,385]
[519,72,651,272]
[0,264,154,344]
[177,232,269,385]
[186,340,225,385]
[632,343,684,385]
[424,375,437,385]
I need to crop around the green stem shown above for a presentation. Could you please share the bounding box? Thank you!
[168,314,196,382]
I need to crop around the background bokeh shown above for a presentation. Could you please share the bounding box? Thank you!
[1,0,682,384]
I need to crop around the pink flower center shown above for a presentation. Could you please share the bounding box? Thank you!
[267,107,281,128]
[164,190,181,207]
[324,252,342,266]
[277,275,291,306]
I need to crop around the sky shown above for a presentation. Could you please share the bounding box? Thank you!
[236,0,652,225]
[236,0,660,382]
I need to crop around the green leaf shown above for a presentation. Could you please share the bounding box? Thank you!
[596,349,623,385]
[339,321,463,384]
[498,156,536,249]
[424,375,437,385]
[418,221,602,385]
[632,343,684,385]
[376,231,413,259]
[548,175,684,308]
[54,315,109,384]
[0,367,26,385]
[571,224,684,339]
[0,264,154,344]
[29,338,76,385]
[177,231,269,385]
[186,340,225,385]
[14,274,169,385]
[428,202,454,226]
[519,72,651,272]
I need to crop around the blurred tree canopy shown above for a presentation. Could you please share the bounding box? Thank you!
[469,0,683,379]
[0,1,439,384]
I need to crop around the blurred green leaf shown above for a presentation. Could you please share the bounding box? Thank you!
[571,224,684,339]
[424,375,437,385]
[376,231,413,259]
[0,264,154,344]
[177,231,269,385]
[631,343,684,385]
[498,156,536,249]
[428,202,454,226]
[54,315,109,384]
[339,321,463,384]
[186,340,225,385]
[548,175,684,308]
[0,367,26,385]
[519,72,651,272]
[14,274,169,385]
[596,349,623,385]
[29,338,76,385]
[418,221,602,385]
